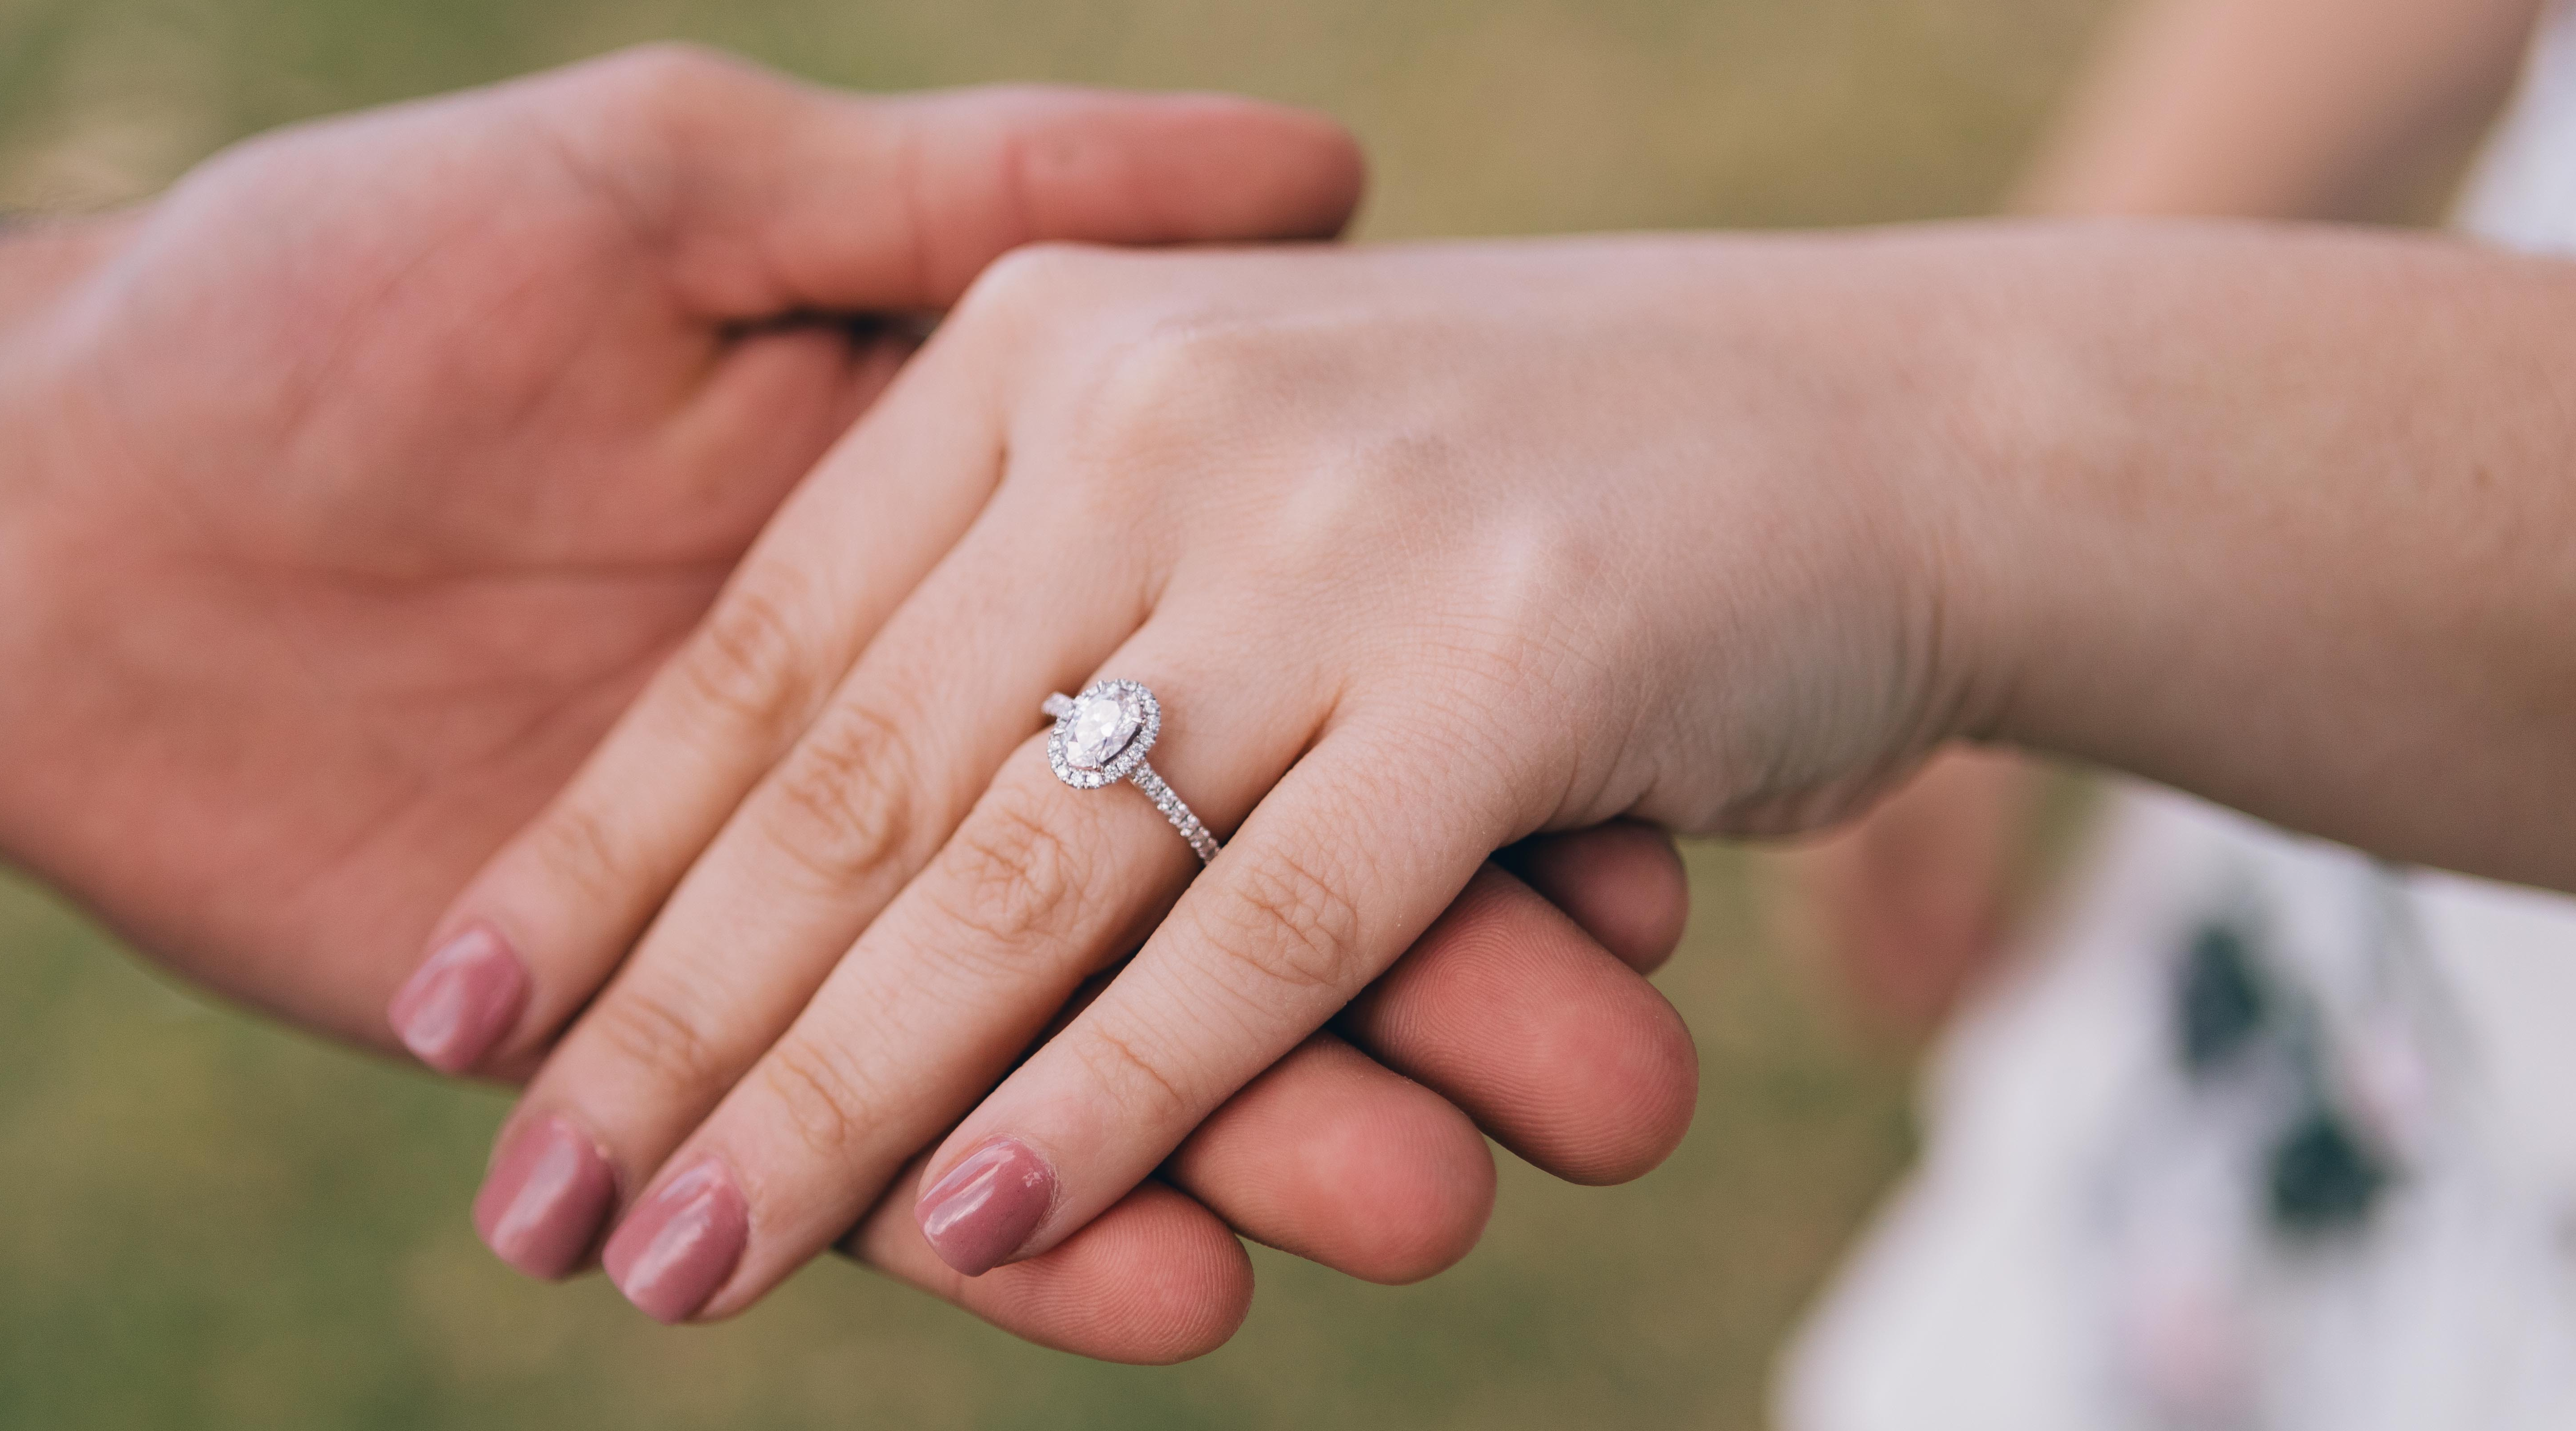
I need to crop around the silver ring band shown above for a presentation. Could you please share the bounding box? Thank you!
[1043,681,1220,864]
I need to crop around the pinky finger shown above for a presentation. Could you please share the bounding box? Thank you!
[839,1156,1251,1365]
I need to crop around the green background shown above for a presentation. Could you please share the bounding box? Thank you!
[0,0,2111,1425]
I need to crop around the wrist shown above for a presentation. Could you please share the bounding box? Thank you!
[1599,228,2059,832]
[1773,224,2089,762]
[1892,221,2167,758]
[1913,219,2576,887]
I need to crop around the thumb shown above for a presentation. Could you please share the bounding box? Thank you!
[522,44,1367,317]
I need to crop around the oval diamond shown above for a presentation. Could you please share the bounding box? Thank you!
[1065,690,1138,770]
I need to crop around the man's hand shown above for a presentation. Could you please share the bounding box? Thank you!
[0,45,1362,1041]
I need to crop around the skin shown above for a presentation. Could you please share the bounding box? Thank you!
[449,215,2576,1326]
[2020,0,2542,219]
[1796,0,2548,1038]
[0,47,1700,1362]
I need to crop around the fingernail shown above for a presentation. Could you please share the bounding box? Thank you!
[473,1114,615,1280]
[602,1160,748,1324]
[916,1137,1056,1277]
[387,925,528,1074]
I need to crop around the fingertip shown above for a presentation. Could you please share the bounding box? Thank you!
[916,1136,1057,1278]
[1168,1037,1495,1285]
[1538,988,1698,1186]
[1139,91,1367,239]
[948,83,1366,248]
[1502,821,1690,973]
[1344,868,1698,1185]
[1023,1182,1256,1363]
[1422,928,1697,1186]
[474,1112,617,1281]
[1297,1090,1494,1284]
[386,925,530,1076]
[855,1176,1253,1364]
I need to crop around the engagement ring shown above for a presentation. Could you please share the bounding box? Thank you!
[1042,680,1220,864]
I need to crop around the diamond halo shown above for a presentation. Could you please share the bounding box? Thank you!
[1045,680,1160,790]
[1040,680,1218,863]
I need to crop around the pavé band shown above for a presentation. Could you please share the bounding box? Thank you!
[1042,681,1221,865]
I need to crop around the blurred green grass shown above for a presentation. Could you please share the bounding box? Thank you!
[0,0,2111,1425]
[0,850,1910,1430]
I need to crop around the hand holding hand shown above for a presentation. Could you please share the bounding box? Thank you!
[0,44,1361,1046]
[0,49,1700,1361]
[441,232,1998,1327]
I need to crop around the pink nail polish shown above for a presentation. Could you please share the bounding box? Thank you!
[387,925,528,1074]
[474,1114,615,1281]
[603,1160,748,1324]
[916,1138,1056,1277]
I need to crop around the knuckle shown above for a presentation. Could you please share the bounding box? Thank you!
[1067,318,1284,494]
[174,131,294,201]
[533,44,773,246]
[677,575,815,733]
[924,783,1090,954]
[1239,437,1425,582]
[949,241,1099,336]
[758,699,922,891]
[579,42,750,116]
[1071,1018,1193,1126]
[582,974,725,1098]
[1087,323,1226,442]
[538,44,778,244]
[525,795,638,906]
[1192,840,1366,998]
[756,1029,886,1168]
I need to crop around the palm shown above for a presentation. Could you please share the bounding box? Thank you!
[31,101,880,1045]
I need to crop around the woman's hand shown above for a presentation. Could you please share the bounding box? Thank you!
[821,822,1698,1360]
[0,45,1698,1363]
[436,232,1997,1326]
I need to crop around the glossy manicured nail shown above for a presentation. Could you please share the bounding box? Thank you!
[474,1114,615,1280]
[387,925,528,1074]
[603,1161,747,1324]
[917,1138,1056,1277]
